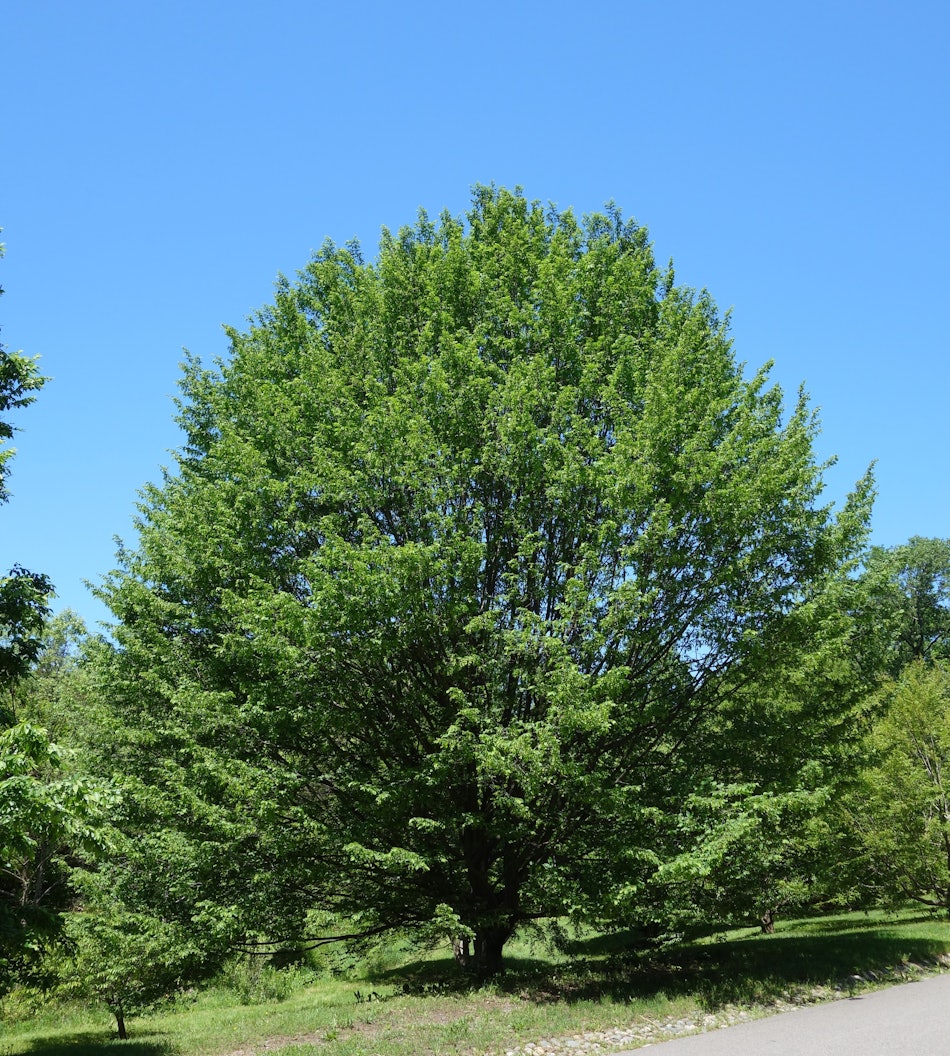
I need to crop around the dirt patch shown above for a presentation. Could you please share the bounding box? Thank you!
[218,994,521,1056]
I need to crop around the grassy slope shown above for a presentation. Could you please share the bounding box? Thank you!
[3,911,949,1056]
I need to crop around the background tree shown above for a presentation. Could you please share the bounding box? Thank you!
[0,232,52,708]
[0,720,108,992]
[13,611,88,731]
[0,239,107,993]
[0,236,46,503]
[0,568,52,715]
[95,187,872,973]
[648,576,871,935]
[852,538,950,680]
[788,539,950,917]
[839,661,950,910]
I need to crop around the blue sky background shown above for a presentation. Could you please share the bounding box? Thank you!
[3,0,948,631]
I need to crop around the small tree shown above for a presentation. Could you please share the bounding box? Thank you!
[0,721,108,991]
[64,894,207,1039]
[95,187,872,972]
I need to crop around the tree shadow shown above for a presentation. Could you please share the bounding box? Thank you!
[376,951,560,995]
[784,911,942,935]
[6,1030,173,1056]
[378,926,949,1010]
[530,930,950,1009]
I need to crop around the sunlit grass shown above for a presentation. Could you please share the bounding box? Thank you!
[3,908,948,1056]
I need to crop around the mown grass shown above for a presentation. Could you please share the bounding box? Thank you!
[2,909,948,1056]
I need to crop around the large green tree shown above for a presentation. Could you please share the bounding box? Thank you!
[97,188,872,972]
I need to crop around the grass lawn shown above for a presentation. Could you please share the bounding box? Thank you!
[3,909,948,1056]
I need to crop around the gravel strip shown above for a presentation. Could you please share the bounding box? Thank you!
[501,1007,760,1055]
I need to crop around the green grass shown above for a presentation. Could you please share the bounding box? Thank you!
[3,909,949,1056]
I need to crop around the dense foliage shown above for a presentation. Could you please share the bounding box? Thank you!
[1,238,97,993]
[0,233,51,695]
[93,187,872,971]
[854,537,950,678]
[1,239,114,998]
[840,662,950,909]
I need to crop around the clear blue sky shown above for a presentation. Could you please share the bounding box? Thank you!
[3,0,948,631]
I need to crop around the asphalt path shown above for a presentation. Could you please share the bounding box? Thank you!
[614,973,950,1056]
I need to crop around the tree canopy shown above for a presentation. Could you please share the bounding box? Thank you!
[0,235,96,993]
[841,661,950,910]
[0,234,52,696]
[96,187,873,972]
[0,233,46,504]
[855,538,950,678]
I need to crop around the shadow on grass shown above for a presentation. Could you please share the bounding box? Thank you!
[379,927,950,1012]
[784,911,944,935]
[651,930,949,1009]
[4,1031,173,1056]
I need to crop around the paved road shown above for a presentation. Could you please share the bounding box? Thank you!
[615,973,950,1056]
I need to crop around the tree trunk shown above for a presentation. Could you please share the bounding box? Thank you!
[459,817,520,975]
[760,907,776,934]
[114,1005,128,1040]
[472,924,511,976]
[451,936,471,968]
